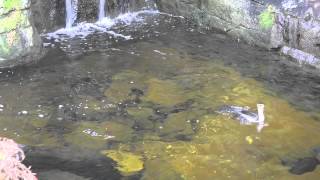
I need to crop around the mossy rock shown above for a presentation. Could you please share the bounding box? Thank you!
[143,78,188,106]
[64,121,134,149]
[75,95,109,113]
[127,107,155,130]
[127,107,154,120]
[142,159,183,180]
[104,81,136,103]
[101,150,144,176]
[159,112,195,139]
[104,70,148,104]
[0,115,59,147]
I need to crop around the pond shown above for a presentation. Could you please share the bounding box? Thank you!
[0,11,320,180]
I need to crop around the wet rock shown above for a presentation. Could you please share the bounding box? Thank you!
[159,112,195,140]
[37,170,90,180]
[170,100,194,113]
[143,78,189,106]
[281,46,320,68]
[24,147,122,180]
[0,0,44,68]
[104,70,148,104]
[101,150,144,176]
[64,121,134,149]
[127,107,154,130]
[289,157,319,175]
[142,159,183,180]
[157,0,320,68]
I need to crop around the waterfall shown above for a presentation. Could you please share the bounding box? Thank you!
[65,0,78,28]
[145,0,157,9]
[98,0,106,21]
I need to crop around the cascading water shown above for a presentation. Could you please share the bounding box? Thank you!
[46,0,162,44]
[65,0,78,28]
[98,0,106,21]
[145,0,157,9]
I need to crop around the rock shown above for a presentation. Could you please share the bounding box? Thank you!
[143,78,188,107]
[25,147,122,180]
[281,46,320,68]
[37,170,90,180]
[157,0,320,68]
[159,111,195,140]
[0,0,44,68]
[64,121,134,149]
[104,70,148,104]
[101,150,144,176]
[289,157,319,175]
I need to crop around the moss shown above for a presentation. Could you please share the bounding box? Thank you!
[142,159,183,180]
[159,111,195,138]
[259,5,275,29]
[64,121,134,149]
[104,70,148,103]
[127,107,154,120]
[143,78,188,106]
[0,10,29,33]
[101,150,144,176]
[3,0,23,11]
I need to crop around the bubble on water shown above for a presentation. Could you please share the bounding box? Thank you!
[18,111,28,115]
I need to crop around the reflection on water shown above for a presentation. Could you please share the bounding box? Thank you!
[0,14,320,180]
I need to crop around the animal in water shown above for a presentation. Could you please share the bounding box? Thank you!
[217,104,267,132]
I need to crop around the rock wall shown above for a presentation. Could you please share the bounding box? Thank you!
[0,0,156,68]
[0,0,43,68]
[156,0,320,62]
[2,0,319,68]
[77,0,152,22]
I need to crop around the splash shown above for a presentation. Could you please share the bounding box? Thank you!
[45,9,159,41]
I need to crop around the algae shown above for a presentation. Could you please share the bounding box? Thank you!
[259,5,275,29]
[104,70,148,103]
[143,78,189,106]
[101,150,144,176]
[64,121,134,149]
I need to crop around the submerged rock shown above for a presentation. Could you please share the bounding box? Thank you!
[143,78,189,106]
[25,147,122,180]
[289,157,319,175]
[101,150,144,176]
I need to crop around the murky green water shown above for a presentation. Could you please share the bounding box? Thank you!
[1,16,320,180]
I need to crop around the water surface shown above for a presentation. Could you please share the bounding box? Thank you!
[0,13,320,180]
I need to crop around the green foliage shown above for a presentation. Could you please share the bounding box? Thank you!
[3,0,22,11]
[259,5,275,29]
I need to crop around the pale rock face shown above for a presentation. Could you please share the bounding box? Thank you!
[0,0,43,68]
[1,0,320,68]
[156,0,320,68]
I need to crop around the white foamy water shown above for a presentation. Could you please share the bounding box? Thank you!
[46,10,159,41]
[65,0,78,28]
[98,0,106,21]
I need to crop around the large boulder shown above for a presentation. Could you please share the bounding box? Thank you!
[156,0,320,67]
[0,0,44,68]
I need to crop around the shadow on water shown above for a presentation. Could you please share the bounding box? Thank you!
[23,147,142,180]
